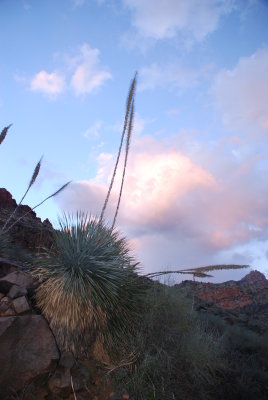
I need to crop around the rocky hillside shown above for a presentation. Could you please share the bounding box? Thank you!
[0,188,53,252]
[0,189,120,400]
[179,270,268,333]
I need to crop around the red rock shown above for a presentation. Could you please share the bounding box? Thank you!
[0,188,53,252]
[181,270,268,311]
[0,188,16,208]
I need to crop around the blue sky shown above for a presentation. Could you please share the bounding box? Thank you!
[1,0,268,282]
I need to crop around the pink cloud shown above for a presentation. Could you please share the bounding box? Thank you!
[212,47,268,134]
[56,134,268,276]
[30,70,65,95]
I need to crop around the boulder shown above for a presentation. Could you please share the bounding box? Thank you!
[48,365,71,397]
[0,270,34,289]
[12,296,30,314]
[0,258,18,278]
[0,315,59,398]
[8,284,27,299]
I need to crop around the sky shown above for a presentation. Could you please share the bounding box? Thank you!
[1,0,268,283]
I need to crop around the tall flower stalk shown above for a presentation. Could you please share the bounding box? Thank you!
[100,72,137,224]
[1,124,71,232]
[3,156,43,230]
[112,97,135,230]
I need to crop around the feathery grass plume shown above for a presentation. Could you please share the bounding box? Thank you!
[32,212,144,356]
[3,156,43,231]
[5,181,71,233]
[144,264,249,279]
[100,72,137,223]
[112,97,135,230]
[0,124,12,145]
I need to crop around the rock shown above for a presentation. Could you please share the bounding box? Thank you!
[8,284,27,299]
[48,365,71,396]
[59,351,75,369]
[13,296,30,314]
[0,270,34,289]
[0,278,13,295]
[0,258,18,278]
[179,270,268,333]
[0,188,16,208]
[0,315,59,398]
[180,270,268,311]
[0,301,16,317]
[0,296,15,317]
[0,188,53,253]
[0,316,15,336]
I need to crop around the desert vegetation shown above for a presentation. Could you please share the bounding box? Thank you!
[1,74,268,399]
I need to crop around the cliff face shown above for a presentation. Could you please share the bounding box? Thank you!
[0,188,53,252]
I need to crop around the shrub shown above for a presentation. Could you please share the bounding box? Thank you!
[32,212,145,357]
[112,283,225,400]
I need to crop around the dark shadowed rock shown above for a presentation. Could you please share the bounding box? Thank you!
[0,315,59,398]
[12,295,30,314]
[7,284,27,299]
[0,188,53,252]
[0,270,34,289]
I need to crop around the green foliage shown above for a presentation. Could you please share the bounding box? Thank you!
[197,312,268,400]
[112,283,225,400]
[32,212,145,356]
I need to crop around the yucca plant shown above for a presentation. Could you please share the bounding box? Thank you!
[33,73,144,357]
[33,212,144,356]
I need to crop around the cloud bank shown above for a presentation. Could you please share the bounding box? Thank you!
[213,47,268,134]
[56,130,268,278]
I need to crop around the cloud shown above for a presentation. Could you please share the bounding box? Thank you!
[70,44,112,95]
[212,47,268,134]
[139,62,210,91]
[122,0,236,42]
[72,0,85,7]
[30,70,65,95]
[56,133,268,277]
[83,120,103,139]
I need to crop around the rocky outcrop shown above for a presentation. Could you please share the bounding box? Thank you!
[0,257,60,399]
[0,257,121,400]
[179,270,268,333]
[180,270,268,310]
[0,315,59,398]
[0,188,53,252]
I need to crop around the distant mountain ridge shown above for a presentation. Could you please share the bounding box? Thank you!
[179,270,268,333]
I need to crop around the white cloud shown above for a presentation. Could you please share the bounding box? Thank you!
[72,0,85,7]
[70,44,112,95]
[122,0,237,42]
[83,120,103,139]
[30,70,65,95]
[212,47,268,134]
[139,62,211,91]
